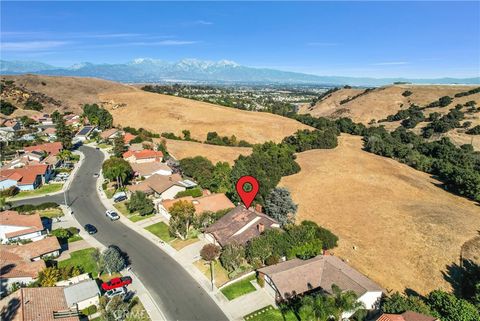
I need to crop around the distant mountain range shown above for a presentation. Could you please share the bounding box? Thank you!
[1,59,479,86]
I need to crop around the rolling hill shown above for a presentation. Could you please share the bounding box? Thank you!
[300,84,480,149]
[280,135,480,295]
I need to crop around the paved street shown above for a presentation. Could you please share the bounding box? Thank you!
[13,146,228,321]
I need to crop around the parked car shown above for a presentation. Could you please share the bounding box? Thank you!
[93,173,99,178]
[57,172,69,178]
[101,276,133,291]
[113,192,127,203]
[105,286,127,298]
[84,224,97,234]
[106,209,120,221]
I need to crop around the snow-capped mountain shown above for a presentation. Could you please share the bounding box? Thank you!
[1,59,479,86]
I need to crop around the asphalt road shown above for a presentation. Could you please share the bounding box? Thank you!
[13,146,228,321]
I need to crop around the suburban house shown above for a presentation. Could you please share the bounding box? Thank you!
[64,114,81,127]
[63,278,101,310]
[75,125,95,142]
[123,149,163,163]
[24,141,63,156]
[127,173,194,200]
[0,247,46,294]
[0,211,45,244]
[257,255,384,318]
[3,236,61,261]
[128,142,154,152]
[0,287,81,321]
[123,132,136,144]
[0,127,15,142]
[0,164,53,190]
[204,205,280,247]
[1,119,21,131]
[99,128,121,141]
[42,127,57,140]
[160,192,235,219]
[376,311,439,321]
[31,113,53,125]
[131,161,173,178]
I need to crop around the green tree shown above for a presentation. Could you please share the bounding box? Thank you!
[219,242,245,272]
[102,158,133,188]
[58,149,74,162]
[426,290,480,321]
[0,100,17,115]
[102,247,126,275]
[330,284,364,320]
[91,248,104,277]
[381,292,432,315]
[168,200,196,240]
[180,156,215,188]
[298,294,337,321]
[82,104,113,130]
[209,162,232,193]
[264,187,298,226]
[113,134,127,158]
[246,236,272,266]
[128,191,155,216]
[55,117,74,150]
[38,267,61,286]
[51,110,62,123]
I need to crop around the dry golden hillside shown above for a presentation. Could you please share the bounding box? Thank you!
[1,74,136,115]
[100,90,312,144]
[159,138,252,165]
[280,135,480,295]
[300,84,479,124]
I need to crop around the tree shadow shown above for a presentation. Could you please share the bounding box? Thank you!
[0,297,21,321]
[443,258,480,301]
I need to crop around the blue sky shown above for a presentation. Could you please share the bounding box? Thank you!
[1,1,479,78]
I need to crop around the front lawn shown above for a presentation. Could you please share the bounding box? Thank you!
[114,201,155,222]
[67,234,83,243]
[58,248,98,276]
[193,259,230,287]
[170,237,199,250]
[244,305,298,321]
[97,143,112,149]
[145,222,174,242]
[38,208,64,219]
[8,184,63,200]
[221,275,257,300]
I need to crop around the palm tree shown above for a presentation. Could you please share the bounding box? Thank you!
[299,295,337,321]
[330,284,364,321]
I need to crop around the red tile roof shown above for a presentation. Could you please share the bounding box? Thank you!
[1,211,44,239]
[123,149,163,161]
[376,312,438,321]
[0,164,49,185]
[0,248,46,278]
[124,132,136,144]
[24,142,62,156]
[0,288,80,321]
[5,237,61,260]
[162,193,235,215]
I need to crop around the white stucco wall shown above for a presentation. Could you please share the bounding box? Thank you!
[76,296,100,310]
[342,291,383,319]
[0,227,44,244]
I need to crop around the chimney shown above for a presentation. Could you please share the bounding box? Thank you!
[257,223,265,233]
[255,204,262,213]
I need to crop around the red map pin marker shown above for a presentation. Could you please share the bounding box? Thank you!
[236,176,259,209]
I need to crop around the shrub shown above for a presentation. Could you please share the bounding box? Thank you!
[175,187,203,198]
[402,90,412,97]
[0,186,19,197]
[81,304,97,316]
[25,99,44,111]
[466,125,480,135]
[200,244,220,262]
[0,100,17,115]
[257,274,265,287]
[127,191,154,216]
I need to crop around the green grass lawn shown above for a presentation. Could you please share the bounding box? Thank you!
[244,305,298,321]
[221,275,257,300]
[58,248,98,276]
[8,183,63,200]
[67,234,83,243]
[145,222,174,242]
[114,201,155,222]
[105,188,115,199]
[38,208,64,219]
[97,143,112,149]
[194,260,230,287]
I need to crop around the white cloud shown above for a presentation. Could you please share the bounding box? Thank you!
[371,61,409,66]
[1,41,69,51]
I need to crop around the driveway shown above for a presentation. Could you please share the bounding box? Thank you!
[12,145,228,321]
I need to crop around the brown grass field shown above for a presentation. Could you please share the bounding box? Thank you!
[2,74,135,114]
[159,138,252,165]
[100,90,311,144]
[280,134,480,295]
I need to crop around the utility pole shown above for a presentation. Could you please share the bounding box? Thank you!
[64,190,68,207]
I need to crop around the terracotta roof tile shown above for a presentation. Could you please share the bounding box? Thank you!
[123,149,163,161]
[0,165,49,186]
[24,142,62,156]
[1,211,44,239]
[123,132,136,144]
[162,193,235,215]
[6,237,61,260]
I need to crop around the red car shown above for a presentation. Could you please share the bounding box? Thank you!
[101,276,132,291]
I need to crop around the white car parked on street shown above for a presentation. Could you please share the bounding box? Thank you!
[106,209,120,221]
